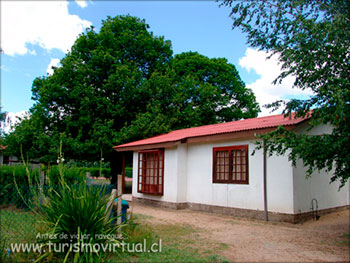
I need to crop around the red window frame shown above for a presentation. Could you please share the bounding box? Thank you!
[137,149,164,195]
[213,145,249,184]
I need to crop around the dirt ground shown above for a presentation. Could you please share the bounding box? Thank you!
[132,203,350,262]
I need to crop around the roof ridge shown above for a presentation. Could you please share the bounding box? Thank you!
[168,112,290,133]
[114,112,311,150]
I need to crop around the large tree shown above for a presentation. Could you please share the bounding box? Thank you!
[5,15,259,181]
[222,0,350,186]
[29,15,173,163]
[116,51,259,143]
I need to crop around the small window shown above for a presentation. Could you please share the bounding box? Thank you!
[213,145,248,184]
[137,149,164,195]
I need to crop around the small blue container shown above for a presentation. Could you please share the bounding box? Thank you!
[114,198,129,222]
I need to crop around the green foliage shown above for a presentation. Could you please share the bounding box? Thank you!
[3,113,55,163]
[0,165,39,208]
[0,209,43,244]
[172,52,258,122]
[0,184,33,209]
[125,167,132,178]
[0,234,8,263]
[0,165,39,186]
[0,109,7,137]
[0,209,46,263]
[25,15,173,164]
[121,218,153,247]
[1,156,120,262]
[46,165,85,185]
[39,184,121,262]
[4,15,259,166]
[223,0,350,186]
[116,51,259,142]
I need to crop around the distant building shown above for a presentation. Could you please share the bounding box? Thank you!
[0,145,8,166]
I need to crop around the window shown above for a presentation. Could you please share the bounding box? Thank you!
[137,149,164,195]
[213,145,249,184]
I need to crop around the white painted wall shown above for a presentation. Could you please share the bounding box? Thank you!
[176,144,188,203]
[186,139,295,214]
[292,123,350,213]
[266,151,295,213]
[131,122,349,215]
[293,159,350,213]
[132,147,181,203]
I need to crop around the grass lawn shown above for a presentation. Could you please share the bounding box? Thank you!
[108,214,228,262]
[0,207,47,262]
[1,209,228,262]
[0,208,44,244]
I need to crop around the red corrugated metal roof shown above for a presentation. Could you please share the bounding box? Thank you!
[113,113,310,150]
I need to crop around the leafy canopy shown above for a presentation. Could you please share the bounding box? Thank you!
[116,51,259,143]
[222,0,350,186]
[5,15,259,164]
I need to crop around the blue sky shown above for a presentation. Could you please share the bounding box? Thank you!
[1,0,311,116]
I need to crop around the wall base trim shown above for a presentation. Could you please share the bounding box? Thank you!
[133,197,187,210]
[133,197,349,224]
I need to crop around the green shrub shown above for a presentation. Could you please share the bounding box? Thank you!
[0,165,39,186]
[46,165,85,185]
[125,167,132,178]
[39,184,121,262]
[0,184,34,209]
[0,165,39,209]
[90,167,100,178]
[101,168,111,179]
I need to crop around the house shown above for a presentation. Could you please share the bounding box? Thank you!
[113,113,350,223]
[0,146,41,168]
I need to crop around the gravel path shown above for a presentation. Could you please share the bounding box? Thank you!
[133,203,350,262]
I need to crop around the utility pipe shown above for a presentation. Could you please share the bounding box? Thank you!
[263,140,268,221]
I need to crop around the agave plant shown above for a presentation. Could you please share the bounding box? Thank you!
[37,183,121,262]
[10,141,122,262]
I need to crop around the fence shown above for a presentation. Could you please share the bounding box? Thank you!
[0,182,116,256]
[0,185,40,248]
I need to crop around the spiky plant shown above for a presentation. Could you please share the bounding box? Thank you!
[38,184,121,262]
[36,140,121,262]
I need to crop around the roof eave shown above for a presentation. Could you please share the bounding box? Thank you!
[113,141,181,152]
[113,121,302,152]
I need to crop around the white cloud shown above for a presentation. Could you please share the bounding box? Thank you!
[75,0,88,8]
[46,58,61,75]
[0,111,29,134]
[239,48,313,116]
[1,1,92,56]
